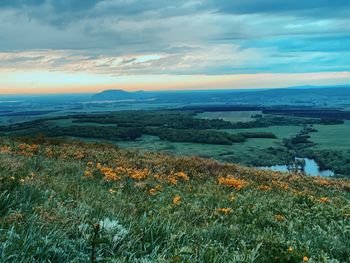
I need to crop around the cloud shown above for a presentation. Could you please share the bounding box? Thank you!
[206,0,350,17]
[0,0,350,86]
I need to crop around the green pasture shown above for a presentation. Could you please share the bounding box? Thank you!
[196,111,262,123]
[309,121,350,151]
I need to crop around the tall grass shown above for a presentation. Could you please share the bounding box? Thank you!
[0,137,349,262]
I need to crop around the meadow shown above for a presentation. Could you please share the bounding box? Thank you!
[1,137,350,262]
[195,111,262,123]
[309,121,350,151]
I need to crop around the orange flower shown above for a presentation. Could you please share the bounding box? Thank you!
[19,143,28,150]
[303,256,309,262]
[98,166,120,181]
[103,171,120,182]
[44,147,54,157]
[316,178,331,186]
[154,174,163,180]
[217,208,232,215]
[176,171,189,181]
[167,176,178,185]
[115,166,128,174]
[18,143,39,156]
[218,175,248,190]
[319,197,329,203]
[75,150,85,160]
[258,185,271,191]
[148,188,157,195]
[84,170,93,178]
[129,168,150,181]
[272,180,289,190]
[0,146,11,153]
[274,214,285,222]
[172,194,181,205]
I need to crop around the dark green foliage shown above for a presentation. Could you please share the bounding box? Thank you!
[145,128,246,145]
[239,132,277,139]
[45,126,144,141]
[0,111,287,145]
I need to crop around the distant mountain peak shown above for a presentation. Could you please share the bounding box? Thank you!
[91,89,150,101]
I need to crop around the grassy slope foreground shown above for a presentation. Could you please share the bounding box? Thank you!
[0,137,350,263]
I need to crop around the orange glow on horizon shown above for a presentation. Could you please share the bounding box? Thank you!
[0,71,350,94]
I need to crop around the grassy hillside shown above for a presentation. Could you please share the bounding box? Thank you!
[0,137,350,262]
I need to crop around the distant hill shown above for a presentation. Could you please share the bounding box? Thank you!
[91,89,141,100]
[92,85,350,106]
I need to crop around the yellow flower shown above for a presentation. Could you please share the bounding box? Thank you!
[303,256,309,262]
[10,176,15,181]
[19,179,25,184]
[288,246,293,252]
[172,194,181,205]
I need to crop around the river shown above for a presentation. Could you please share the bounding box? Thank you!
[258,157,334,177]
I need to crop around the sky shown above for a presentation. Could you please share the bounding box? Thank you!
[1,0,350,94]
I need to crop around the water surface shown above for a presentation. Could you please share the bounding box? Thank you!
[259,157,334,176]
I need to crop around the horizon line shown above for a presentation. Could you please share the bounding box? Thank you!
[1,83,350,96]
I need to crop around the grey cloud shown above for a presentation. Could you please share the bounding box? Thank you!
[206,0,350,17]
[0,0,350,75]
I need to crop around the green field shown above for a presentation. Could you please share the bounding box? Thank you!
[196,111,262,123]
[309,121,350,150]
[223,125,302,141]
[118,125,302,155]
[116,125,302,166]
